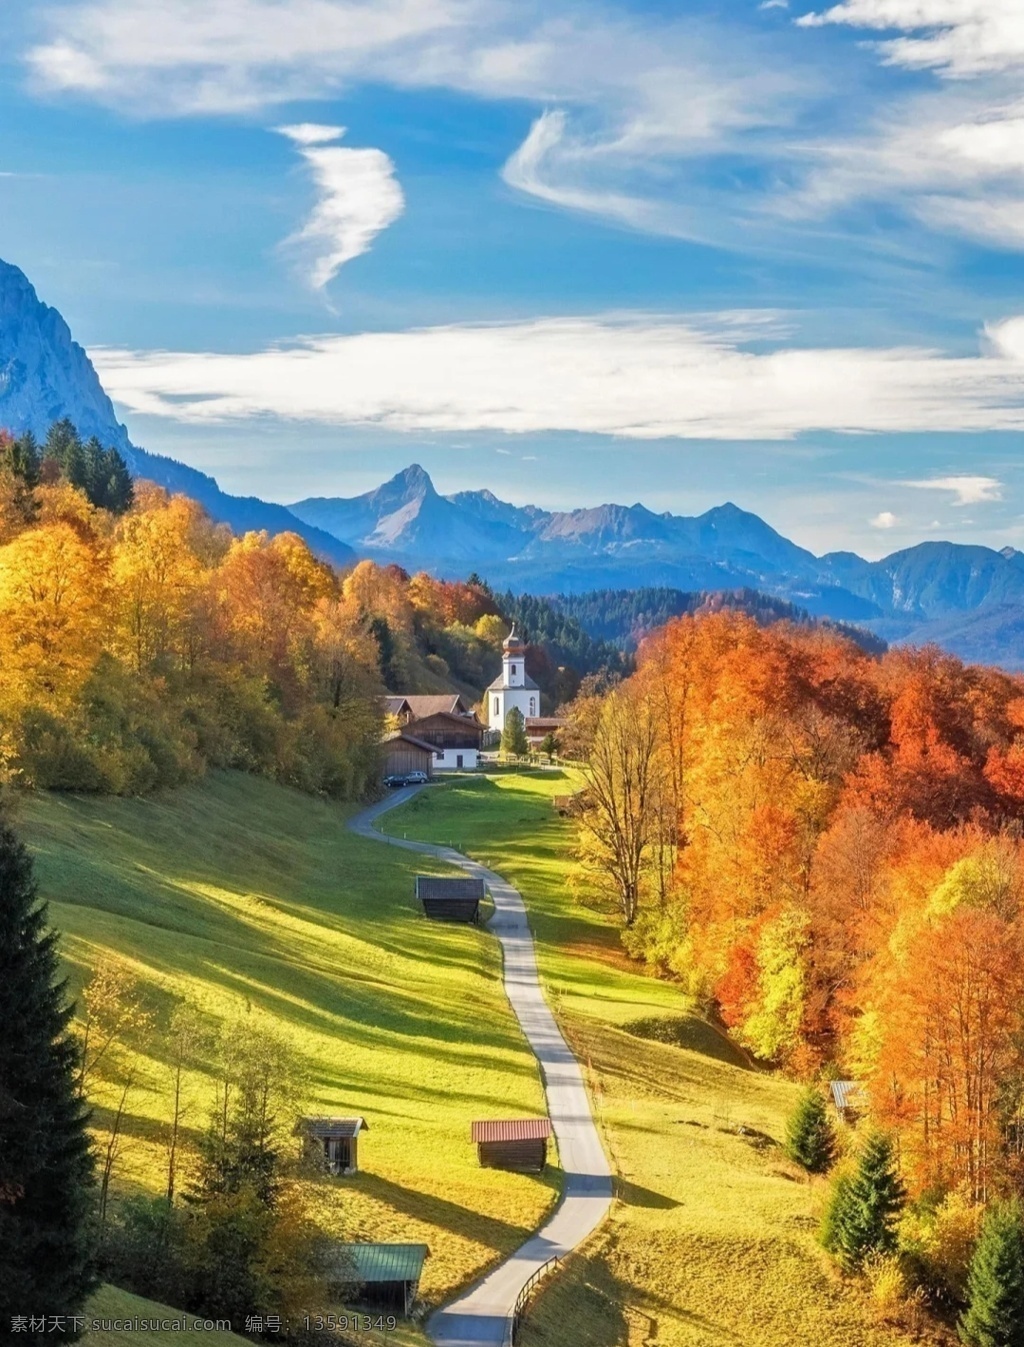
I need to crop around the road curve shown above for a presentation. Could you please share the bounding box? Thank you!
[350,787,613,1347]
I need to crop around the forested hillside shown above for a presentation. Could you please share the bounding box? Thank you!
[563,609,1024,1329]
[552,585,887,654]
[572,611,1024,1198]
[0,420,634,797]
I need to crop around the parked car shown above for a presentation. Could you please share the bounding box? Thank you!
[383,774,408,788]
[404,771,429,785]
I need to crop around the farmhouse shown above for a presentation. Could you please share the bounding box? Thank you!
[471,1118,553,1172]
[383,694,483,770]
[339,1243,430,1315]
[381,730,436,781]
[487,625,540,734]
[416,874,484,923]
[525,716,566,752]
[295,1116,369,1175]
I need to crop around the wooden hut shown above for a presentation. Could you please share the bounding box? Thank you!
[295,1116,368,1174]
[416,875,484,923]
[829,1081,867,1124]
[339,1243,430,1315]
[471,1118,553,1172]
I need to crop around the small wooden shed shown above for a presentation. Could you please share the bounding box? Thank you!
[295,1116,368,1174]
[416,875,484,923]
[339,1243,430,1315]
[471,1118,553,1172]
[830,1080,868,1124]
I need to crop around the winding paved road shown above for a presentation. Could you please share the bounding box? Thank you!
[350,788,613,1347]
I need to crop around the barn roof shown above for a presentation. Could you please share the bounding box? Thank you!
[341,1243,430,1284]
[381,730,439,754]
[830,1081,867,1112]
[295,1116,368,1139]
[402,695,472,719]
[416,875,485,900]
[526,717,566,730]
[383,696,411,716]
[471,1119,553,1143]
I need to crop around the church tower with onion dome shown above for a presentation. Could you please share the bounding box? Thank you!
[486,624,540,733]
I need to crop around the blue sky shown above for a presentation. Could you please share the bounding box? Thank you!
[2,0,1024,557]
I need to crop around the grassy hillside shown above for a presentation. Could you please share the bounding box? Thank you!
[15,773,558,1339]
[389,774,916,1347]
[83,1286,248,1346]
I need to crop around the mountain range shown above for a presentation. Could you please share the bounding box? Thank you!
[3,253,1024,668]
[291,466,1024,666]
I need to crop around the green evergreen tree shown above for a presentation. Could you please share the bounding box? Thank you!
[960,1200,1024,1347]
[0,809,96,1340]
[501,706,529,758]
[821,1132,905,1270]
[4,432,41,488]
[539,730,560,761]
[785,1088,837,1174]
[45,418,87,489]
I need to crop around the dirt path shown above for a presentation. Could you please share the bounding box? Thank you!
[350,789,613,1347]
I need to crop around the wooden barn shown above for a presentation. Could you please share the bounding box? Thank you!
[295,1116,368,1174]
[471,1118,553,1172]
[830,1080,868,1124]
[381,730,436,782]
[416,875,484,923]
[339,1243,430,1316]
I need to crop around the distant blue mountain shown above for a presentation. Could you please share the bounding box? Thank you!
[5,251,1024,668]
[292,467,1024,667]
[0,257,355,571]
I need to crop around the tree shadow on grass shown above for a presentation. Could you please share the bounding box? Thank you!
[613,1177,680,1210]
[352,1169,553,1254]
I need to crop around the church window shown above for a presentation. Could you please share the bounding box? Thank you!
[530,698,536,716]
[511,665,517,677]
[493,697,499,716]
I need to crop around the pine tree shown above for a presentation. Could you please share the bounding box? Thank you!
[785,1088,837,1174]
[0,809,96,1339]
[960,1200,1024,1347]
[501,706,529,758]
[821,1132,905,1270]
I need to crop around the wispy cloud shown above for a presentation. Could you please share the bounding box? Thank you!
[276,124,404,289]
[92,313,1024,440]
[26,0,807,248]
[798,1,1024,78]
[23,0,1024,266]
[27,0,466,114]
[871,510,898,528]
[902,475,1004,506]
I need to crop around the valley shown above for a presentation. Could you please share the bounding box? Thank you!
[16,769,918,1346]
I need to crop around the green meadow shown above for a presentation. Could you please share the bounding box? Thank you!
[16,773,559,1345]
[389,772,914,1347]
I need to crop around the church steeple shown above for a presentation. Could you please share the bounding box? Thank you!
[502,624,525,687]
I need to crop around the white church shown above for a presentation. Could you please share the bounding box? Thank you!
[487,625,540,733]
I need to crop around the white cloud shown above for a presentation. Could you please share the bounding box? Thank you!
[797,1,1024,78]
[26,0,805,247]
[784,92,1024,253]
[27,0,468,113]
[275,124,404,288]
[276,122,346,146]
[902,475,1004,506]
[91,312,1024,440]
[23,0,1024,261]
[871,510,897,528]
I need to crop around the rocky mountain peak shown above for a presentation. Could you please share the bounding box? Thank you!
[0,257,133,458]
